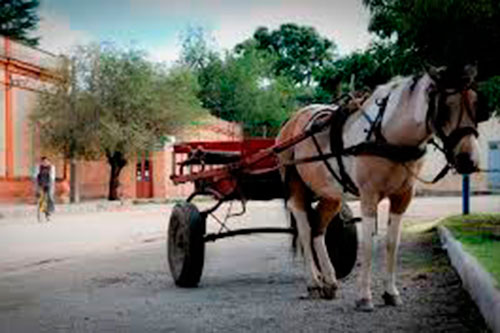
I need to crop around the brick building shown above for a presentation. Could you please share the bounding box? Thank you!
[0,36,241,203]
[1,35,498,203]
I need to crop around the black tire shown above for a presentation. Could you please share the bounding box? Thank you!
[167,202,206,287]
[325,204,358,279]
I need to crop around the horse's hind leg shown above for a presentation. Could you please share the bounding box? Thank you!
[286,177,323,297]
[311,196,342,298]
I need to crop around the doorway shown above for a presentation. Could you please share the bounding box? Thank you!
[136,152,153,198]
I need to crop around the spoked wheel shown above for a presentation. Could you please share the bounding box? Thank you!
[167,202,206,287]
[325,203,358,279]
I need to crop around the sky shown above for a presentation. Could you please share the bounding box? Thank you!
[37,0,373,63]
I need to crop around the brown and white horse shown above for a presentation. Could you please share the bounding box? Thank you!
[276,66,485,311]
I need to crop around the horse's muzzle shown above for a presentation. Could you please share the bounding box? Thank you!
[454,153,477,174]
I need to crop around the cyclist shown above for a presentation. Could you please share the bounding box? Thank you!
[34,156,56,219]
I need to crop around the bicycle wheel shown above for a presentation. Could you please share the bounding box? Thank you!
[37,192,47,222]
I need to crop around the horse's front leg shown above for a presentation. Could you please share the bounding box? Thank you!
[356,194,379,312]
[383,189,414,306]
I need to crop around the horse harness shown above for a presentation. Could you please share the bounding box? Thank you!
[304,96,426,196]
[295,85,485,196]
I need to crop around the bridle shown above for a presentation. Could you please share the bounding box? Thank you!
[426,86,479,166]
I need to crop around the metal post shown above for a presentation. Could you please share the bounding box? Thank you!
[462,174,470,215]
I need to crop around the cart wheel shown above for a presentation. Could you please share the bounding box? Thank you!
[326,204,358,280]
[167,202,206,287]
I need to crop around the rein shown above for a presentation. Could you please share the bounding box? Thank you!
[284,81,482,194]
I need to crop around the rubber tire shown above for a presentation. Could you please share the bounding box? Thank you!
[325,204,358,279]
[167,202,206,287]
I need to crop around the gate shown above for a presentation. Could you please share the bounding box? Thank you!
[488,141,500,189]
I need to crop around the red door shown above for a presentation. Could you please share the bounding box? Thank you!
[136,152,153,198]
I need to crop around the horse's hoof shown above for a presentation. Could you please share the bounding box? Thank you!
[320,284,338,300]
[382,292,402,306]
[304,286,323,299]
[355,298,374,312]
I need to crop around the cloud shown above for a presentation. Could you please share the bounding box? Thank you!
[146,42,182,65]
[130,0,372,56]
[37,9,94,55]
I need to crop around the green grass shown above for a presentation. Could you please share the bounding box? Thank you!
[400,220,450,275]
[442,214,500,286]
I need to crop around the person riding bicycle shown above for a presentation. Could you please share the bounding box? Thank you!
[34,156,56,216]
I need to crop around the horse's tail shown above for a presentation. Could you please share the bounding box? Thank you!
[282,164,315,256]
[281,164,299,254]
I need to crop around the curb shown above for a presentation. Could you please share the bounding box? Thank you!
[438,225,500,333]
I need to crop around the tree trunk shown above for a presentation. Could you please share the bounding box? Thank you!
[70,158,80,203]
[107,151,127,201]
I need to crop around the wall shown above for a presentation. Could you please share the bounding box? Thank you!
[416,117,500,194]
[162,115,242,199]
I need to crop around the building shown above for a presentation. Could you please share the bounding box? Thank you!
[0,36,242,203]
[0,36,66,203]
[417,117,500,195]
[1,35,498,203]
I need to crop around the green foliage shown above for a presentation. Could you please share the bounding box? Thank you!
[236,23,337,86]
[479,76,500,117]
[363,0,500,115]
[74,44,203,158]
[316,40,421,95]
[0,0,39,46]
[34,43,204,198]
[179,26,215,70]
[443,214,500,285]
[197,47,299,136]
[363,0,500,77]
[32,60,99,159]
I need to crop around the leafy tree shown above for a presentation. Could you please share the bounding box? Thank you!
[363,0,500,116]
[196,46,299,136]
[179,26,215,70]
[34,44,203,200]
[363,0,500,75]
[317,40,421,94]
[236,23,337,86]
[0,0,39,46]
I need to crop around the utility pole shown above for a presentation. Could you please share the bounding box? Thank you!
[69,57,80,203]
[462,174,470,215]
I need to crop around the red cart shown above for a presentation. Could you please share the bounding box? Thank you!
[168,132,359,287]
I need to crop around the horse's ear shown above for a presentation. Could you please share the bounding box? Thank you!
[463,64,478,85]
[426,65,447,83]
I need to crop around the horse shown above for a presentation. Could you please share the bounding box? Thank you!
[276,65,488,311]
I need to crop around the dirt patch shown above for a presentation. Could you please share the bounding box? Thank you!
[394,228,490,332]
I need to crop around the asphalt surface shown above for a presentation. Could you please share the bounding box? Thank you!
[0,196,498,332]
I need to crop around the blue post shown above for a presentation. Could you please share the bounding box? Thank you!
[462,174,470,215]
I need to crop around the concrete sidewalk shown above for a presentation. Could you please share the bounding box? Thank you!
[0,198,178,222]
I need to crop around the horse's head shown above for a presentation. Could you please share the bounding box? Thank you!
[426,65,489,174]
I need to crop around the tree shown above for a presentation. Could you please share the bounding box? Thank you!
[34,44,203,200]
[179,26,215,70]
[0,0,40,46]
[363,0,500,75]
[196,45,300,136]
[316,40,421,94]
[236,23,337,86]
[363,0,500,116]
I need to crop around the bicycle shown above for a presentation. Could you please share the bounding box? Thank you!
[37,188,51,222]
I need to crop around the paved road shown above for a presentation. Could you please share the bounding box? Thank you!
[0,196,497,332]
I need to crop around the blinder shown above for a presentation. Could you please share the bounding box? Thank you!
[427,86,481,165]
